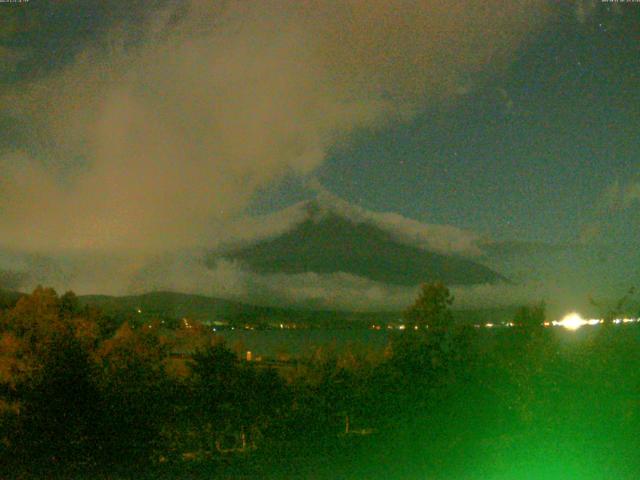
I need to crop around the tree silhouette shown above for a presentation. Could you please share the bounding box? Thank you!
[403,282,454,332]
[59,290,80,319]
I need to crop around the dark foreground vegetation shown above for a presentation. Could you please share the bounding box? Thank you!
[2,286,640,479]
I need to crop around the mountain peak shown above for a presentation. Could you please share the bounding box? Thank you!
[298,195,363,223]
[213,199,506,287]
[285,194,484,258]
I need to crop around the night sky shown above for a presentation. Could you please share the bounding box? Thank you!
[258,4,640,245]
[0,1,639,312]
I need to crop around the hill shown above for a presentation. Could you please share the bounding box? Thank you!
[78,291,400,328]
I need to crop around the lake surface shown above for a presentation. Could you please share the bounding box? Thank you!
[216,328,391,357]
[216,323,640,358]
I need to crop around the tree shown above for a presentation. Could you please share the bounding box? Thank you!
[403,282,454,332]
[94,321,171,465]
[591,286,637,323]
[59,290,80,319]
[0,287,100,468]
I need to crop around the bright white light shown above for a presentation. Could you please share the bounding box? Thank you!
[558,312,587,331]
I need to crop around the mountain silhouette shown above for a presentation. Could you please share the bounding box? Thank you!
[213,201,506,286]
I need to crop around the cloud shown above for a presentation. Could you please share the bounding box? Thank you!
[0,0,549,254]
[579,179,640,243]
[0,184,506,311]
[174,183,485,257]
[124,257,544,312]
[357,208,483,257]
[450,282,542,310]
[4,240,619,315]
[212,202,313,251]
[0,244,543,312]
[301,183,484,256]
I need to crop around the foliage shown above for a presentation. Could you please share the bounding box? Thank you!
[2,286,640,478]
[403,281,454,331]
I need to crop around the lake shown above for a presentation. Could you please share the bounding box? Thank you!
[216,328,391,357]
[215,323,640,359]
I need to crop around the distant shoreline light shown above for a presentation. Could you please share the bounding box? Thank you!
[554,312,588,331]
[551,312,620,331]
[371,314,639,332]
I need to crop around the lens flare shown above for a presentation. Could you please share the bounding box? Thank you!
[556,312,587,331]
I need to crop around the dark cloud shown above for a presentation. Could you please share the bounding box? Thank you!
[0,0,549,254]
